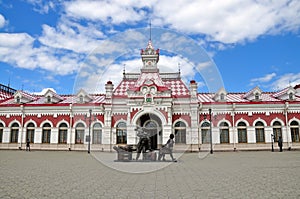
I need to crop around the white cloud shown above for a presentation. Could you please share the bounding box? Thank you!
[271,73,300,91]
[64,0,300,44]
[251,72,276,83]
[64,0,148,24]
[39,22,104,53]
[0,33,81,75]
[0,14,6,28]
[153,0,300,43]
[25,0,57,14]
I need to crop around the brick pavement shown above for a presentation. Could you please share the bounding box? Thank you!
[0,150,299,198]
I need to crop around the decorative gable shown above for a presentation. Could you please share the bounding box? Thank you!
[14,90,35,104]
[273,86,296,101]
[243,86,262,101]
[213,87,227,102]
[76,89,93,103]
[44,89,63,103]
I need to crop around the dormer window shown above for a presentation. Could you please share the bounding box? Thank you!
[47,96,51,103]
[289,92,294,100]
[79,95,84,103]
[255,93,260,101]
[220,93,225,101]
[213,88,227,102]
[16,96,20,103]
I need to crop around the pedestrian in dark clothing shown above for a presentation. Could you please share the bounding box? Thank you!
[26,139,30,151]
[278,136,283,152]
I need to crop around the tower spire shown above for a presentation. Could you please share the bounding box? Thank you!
[149,20,152,41]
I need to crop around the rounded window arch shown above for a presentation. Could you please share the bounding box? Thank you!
[26,122,35,143]
[92,123,102,144]
[201,122,210,144]
[10,122,19,143]
[58,123,68,144]
[116,121,127,144]
[219,122,229,144]
[290,120,299,143]
[237,121,247,143]
[255,121,265,143]
[75,123,85,144]
[42,123,51,143]
[174,121,186,144]
[0,123,4,143]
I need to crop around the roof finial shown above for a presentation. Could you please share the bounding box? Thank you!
[123,64,126,78]
[149,20,152,41]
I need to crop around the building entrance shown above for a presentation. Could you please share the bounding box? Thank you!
[137,113,161,150]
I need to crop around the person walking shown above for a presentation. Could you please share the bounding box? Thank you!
[278,136,283,152]
[26,139,30,151]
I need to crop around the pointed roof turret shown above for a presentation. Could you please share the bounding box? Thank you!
[140,39,160,73]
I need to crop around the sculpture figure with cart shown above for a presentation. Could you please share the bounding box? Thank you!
[113,127,176,162]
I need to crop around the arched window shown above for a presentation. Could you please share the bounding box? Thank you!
[10,123,19,143]
[92,123,102,144]
[174,121,186,144]
[220,93,225,101]
[47,96,51,103]
[26,123,35,143]
[255,93,260,101]
[219,122,229,143]
[290,121,299,142]
[201,122,210,144]
[289,93,294,100]
[16,96,20,103]
[75,123,85,144]
[273,121,282,142]
[116,122,127,144]
[0,123,3,143]
[79,95,84,103]
[42,123,51,143]
[237,122,247,143]
[255,121,265,143]
[58,123,68,144]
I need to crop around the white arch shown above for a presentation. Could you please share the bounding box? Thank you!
[131,109,167,126]
[0,120,6,127]
[235,118,250,127]
[270,118,285,126]
[199,119,211,127]
[24,119,37,127]
[73,120,87,128]
[40,120,54,127]
[289,117,300,126]
[252,118,267,126]
[217,119,232,127]
[173,119,188,127]
[91,121,104,128]
[56,119,70,128]
[114,119,127,128]
[8,119,21,127]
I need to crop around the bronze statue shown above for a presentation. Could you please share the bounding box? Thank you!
[135,127,152,160]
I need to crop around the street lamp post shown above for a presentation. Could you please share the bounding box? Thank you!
[88,109,92,154]
[271,134,274,152]
[209,108,213,154]
[84,109,94,154]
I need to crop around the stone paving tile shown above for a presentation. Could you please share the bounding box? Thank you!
[0,150,300,198]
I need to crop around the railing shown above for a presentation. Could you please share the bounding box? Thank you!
[0,84,16,95]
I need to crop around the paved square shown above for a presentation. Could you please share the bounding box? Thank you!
[1,150,299,198]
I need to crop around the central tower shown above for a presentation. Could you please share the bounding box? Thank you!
[140,40,160,73]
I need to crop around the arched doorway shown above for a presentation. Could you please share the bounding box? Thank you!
[137,113,162,149]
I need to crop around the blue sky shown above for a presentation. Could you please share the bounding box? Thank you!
[0,0,300,94]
